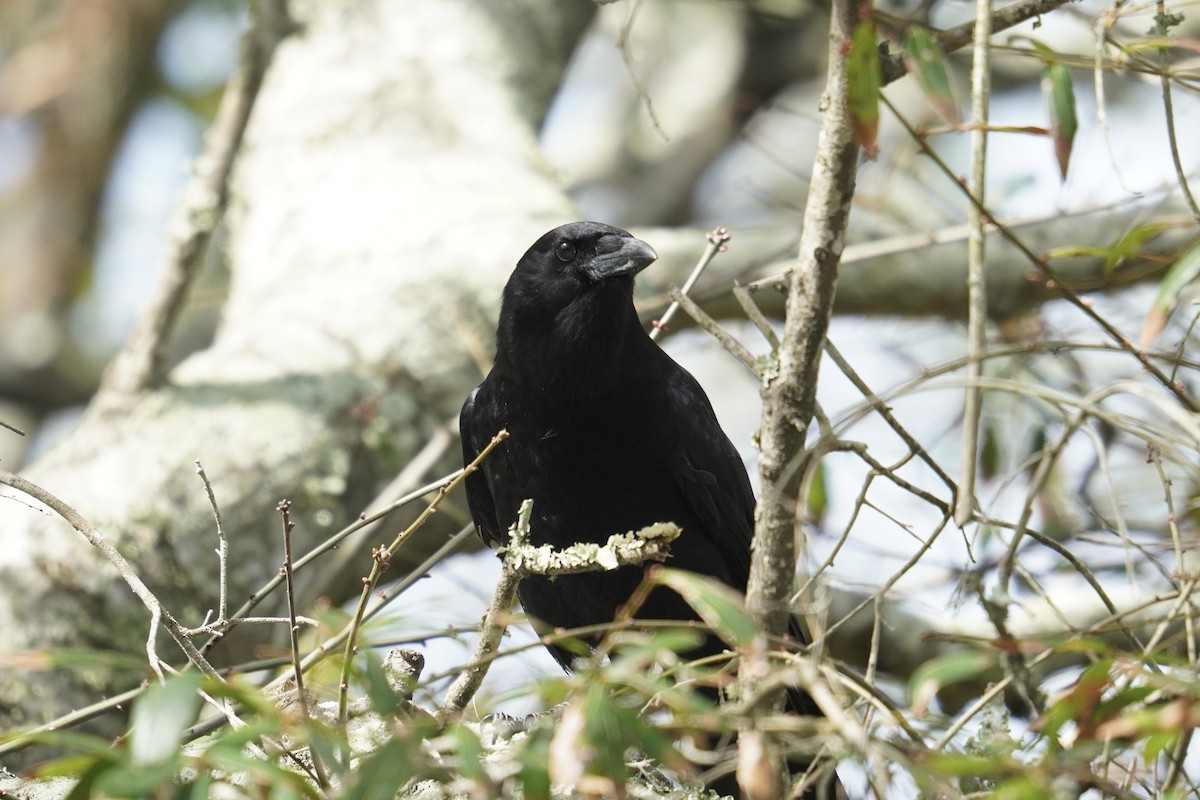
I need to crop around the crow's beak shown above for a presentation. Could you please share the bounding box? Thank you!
[585,234,658,281]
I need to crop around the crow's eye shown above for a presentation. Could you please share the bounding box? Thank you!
[555,241,576,262]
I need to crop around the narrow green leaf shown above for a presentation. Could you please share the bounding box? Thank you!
[342,739,419,800]
[1103,220,1179,275]
[451,724,485,781]
[520,725,553,800]
[63,760,107,800]
[582,681,629,783]
[361,647,399,717]
[653,568,756,648]
[129,673,203,766]
[924,751,1005,777]
[1043,62,1077,180]
[847,18,881,158]
[903,26,960,124]
[910,651,995,714]
[1144,729,1179,761]
[1141,239,1200,347]
[1043,245,1115,261]
[29,753,107,779]
[94,760,180,798]
[806,462,828,521]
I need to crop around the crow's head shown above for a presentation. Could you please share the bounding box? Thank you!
[503,221,657,316]
[497,221,659,370]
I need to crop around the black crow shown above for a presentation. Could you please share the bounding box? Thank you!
[460,221,839,797]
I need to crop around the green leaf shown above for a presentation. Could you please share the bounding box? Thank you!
[63,760,107,800]
[204,745,321,797]
[1043,62,1077,180]
[129,673,203,766]
[1037,658,1113,741]
[1102,220,1180,275]
[22,730,122,762]
[806,462,828,521]
[181,774,214,800]
[1044,219,1185,276]
[94,760,180,798]
[1043,245,1115,261]
[1144,729,1179,761]
[653,568,757,648]
[925,751,1005,777]
[306,719,349,780]
[451,724,485,781]
[361,647,399,717]
[1141,239,1200,347]
[520,725,553,800]
[29,753,108,779]
[847,18,881,158]
[341,739,419,800]
[903,26,960,124]
[582,682,630,783]
[993,775,1045,800]
[910,650,996,714]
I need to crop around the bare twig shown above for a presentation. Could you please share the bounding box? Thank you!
[823,340,956,494]
[667,287,757,373]
[732,283,780,350]
[204,466,462,652]
[1154,0,1200,223]
[505,520,680,578]
[615,0,668,141]
[337,429,509,723]
[435,501,532,724]
[184,526,478,745]
[651,226,731,341]
[195,460,228,626]
[955,0,994,529]
[0,419,26,436]
[0,470,221,683]
[98,0,295,403]
[276,500,328,786]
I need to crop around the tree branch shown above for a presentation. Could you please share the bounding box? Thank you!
[745,0,860,653]
[97,0,295,404]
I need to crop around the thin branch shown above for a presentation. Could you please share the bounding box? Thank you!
[195,460,228,626]
[187,526,478,745]
[205,463,462,652]
[504,520,680,579]
[667,287,757,373]
[336,429,509,724]
[879,0,1077,85]
[823,339,957,495]
[277,500,329,787]
[1154,0,1200,223]
[97,0,295,403]
[955,0,994,529]
[732,283,780,350]
[881,93,1199,413]
[615,0,668,141]
[0,419,26,436]
[0,470,221,683]
[435,502,532,725]
[651,226,731,340]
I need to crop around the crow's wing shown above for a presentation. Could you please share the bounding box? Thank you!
[665,363,821,717]
[665,365,757,588]
[459,384,504,549]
